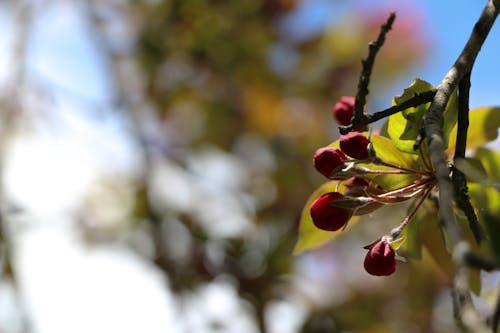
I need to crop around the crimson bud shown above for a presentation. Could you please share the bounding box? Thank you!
[340,132,370,159]
[344,177,369,188]
[363,240,396,276]
[310,192,351,231]
[313,147,348,179]
[332,96,355,126]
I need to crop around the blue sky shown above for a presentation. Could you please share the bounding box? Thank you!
[417,0,500,107]
[277,0,500,120]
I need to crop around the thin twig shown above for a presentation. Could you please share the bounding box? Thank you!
[350,12,395,131]
[390,185,433,239]
[454,71,471,160]
[463,251,498,271]
[340,89,436,134]
[451,71,483,244]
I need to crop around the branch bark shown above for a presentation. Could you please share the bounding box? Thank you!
[350,12,395,132]
[422,1,500,332]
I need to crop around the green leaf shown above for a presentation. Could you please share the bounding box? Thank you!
[469,269,481,295]
[370,135,419,169]
[448,107,500,153]
[469,183,500,262]
[419,203,454,277]
[367,135,420,190]
[454,157,489,183]
[388,79,458,154]
[388,79,434,154]
[443,86,459,149]
[293,181,359,254]
[474,148,500,182]
[400,208,423,259]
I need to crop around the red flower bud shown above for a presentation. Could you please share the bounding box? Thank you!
[332,96,355,126]
[344,177,369,188]
[363,240,396,276]
[340,132,370,159]
[310,192,351,231]
[313,148,348,179]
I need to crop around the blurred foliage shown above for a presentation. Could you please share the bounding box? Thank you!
[1,0,451,332]
[123,0,439,332]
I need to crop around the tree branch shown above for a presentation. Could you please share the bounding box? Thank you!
[340,90,436,134]
[454,71,471,160]
[422,1,500,331]
[350,12,395,131]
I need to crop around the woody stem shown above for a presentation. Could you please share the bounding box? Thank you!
[390,185,434,239]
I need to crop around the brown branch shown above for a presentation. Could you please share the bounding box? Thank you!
[340,89,436,134]
[422,1,500,331]
[452,71,483,244]
[454,71,471,160]
[350,12,395,131]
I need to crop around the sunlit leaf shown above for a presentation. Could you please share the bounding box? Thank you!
[387,79,434,154]
[366,135,420,190]
[371,135,419,169]
[447,107,500,153]
[293,181,359,254]
[388,79,457,154]
[474,148,500,182]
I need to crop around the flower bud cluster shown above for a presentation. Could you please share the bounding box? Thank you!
[313,132,371,180]
[307,96,436,277]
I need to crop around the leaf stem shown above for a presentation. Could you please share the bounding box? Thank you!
[390,185,433,239]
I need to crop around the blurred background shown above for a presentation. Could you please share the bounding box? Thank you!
[0,0,499,332]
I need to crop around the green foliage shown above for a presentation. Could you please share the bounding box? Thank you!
[468,148,500,263]
[369,135,420,190]
[297,77,500,294]
[387,79,457,154]
[448,106,500,152]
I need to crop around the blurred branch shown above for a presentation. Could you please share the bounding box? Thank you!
[491,287,500,332]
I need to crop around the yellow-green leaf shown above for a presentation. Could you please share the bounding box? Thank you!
[474,147,500,182]
[388,79,434,154]
[367,135,420,190]
[469,183,500,262]
[293,181,359,254]
[388,78,457,154]
[447,106,500,153]
[371,135,419,169]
